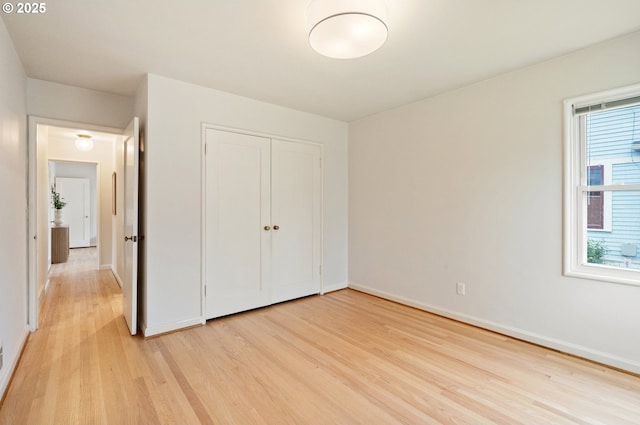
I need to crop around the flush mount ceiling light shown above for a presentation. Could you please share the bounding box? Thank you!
[75,134,94,152]
[307,0,388,59]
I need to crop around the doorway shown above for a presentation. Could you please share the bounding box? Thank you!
[52,165,96,249]
[27,117,123,331]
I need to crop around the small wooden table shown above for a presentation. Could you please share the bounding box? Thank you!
[51,225,69,264]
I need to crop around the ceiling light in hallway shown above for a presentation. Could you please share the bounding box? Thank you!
[74,134,93,151]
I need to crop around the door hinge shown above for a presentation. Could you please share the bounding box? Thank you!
[319,265,322,276]
[204,286,207,297]
[319,158,322,168]
[204,143,207,155]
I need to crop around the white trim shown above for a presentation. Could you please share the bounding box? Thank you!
[563,98,578,282]
[28,118,37,331]
[320,282,348,294]
[141,316,205,338]
[571,82,640,111]
[200,125,207,321]
[565,263,640,286]
[201,122,325,147]
[319,144,324,296]
[0,329,29,401]
[110,266,123,288]
[580,184,640,191]
[28,116,124,134]
[40,277,50,302]
[564,85,640,286]
[348,282,640,375]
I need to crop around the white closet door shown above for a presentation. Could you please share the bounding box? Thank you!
[205,129,272,319]
[271,140,322,304]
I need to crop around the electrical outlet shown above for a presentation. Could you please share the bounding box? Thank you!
[456,282,466,296]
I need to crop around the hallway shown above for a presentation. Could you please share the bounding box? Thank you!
[0,248,137,424]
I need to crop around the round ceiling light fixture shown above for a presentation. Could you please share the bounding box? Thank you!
[74,134,94,152]
[307,0,388,59]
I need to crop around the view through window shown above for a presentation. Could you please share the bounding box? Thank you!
[584,104,640,269]
[565,85,640,285]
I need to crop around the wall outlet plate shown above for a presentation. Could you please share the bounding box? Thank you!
[456,282,466,296]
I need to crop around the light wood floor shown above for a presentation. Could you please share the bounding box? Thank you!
[1,249,639,424]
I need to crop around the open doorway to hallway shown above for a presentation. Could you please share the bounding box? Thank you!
[29,118,126,331]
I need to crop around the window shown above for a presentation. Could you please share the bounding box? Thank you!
[564,84,640,286]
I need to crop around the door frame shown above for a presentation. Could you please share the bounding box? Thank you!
[200,123,324,320]
[53,171,95,248]
[27,116,123,331]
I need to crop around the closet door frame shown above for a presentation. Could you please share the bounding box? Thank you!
[201,123,324,320]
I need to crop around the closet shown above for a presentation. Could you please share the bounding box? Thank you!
[204,127,322,319]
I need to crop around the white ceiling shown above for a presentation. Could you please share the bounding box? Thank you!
[3,0,640,122]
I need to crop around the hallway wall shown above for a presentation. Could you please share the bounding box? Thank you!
[27,79,133,129]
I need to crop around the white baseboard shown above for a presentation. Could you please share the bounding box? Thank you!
[0,329,29,402]
[348,282,640,375]
[142,316,205,338]
[99,264,112,270]
[321,281,348,295]
[38,278,51,305]
[110,266,123,288]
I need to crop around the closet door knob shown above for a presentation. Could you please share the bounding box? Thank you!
[264,226,271,231]
[273,225,280,230]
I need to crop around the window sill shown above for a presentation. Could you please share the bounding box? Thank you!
[565,264,640,287]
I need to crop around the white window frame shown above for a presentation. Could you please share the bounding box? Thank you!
[564,83,640,286]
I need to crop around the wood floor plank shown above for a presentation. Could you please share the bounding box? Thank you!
[1,247,639,424]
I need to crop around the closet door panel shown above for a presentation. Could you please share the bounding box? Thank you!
[271,140,322,303]
[205,129,271,319]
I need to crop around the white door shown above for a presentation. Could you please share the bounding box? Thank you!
[122,117,139,335]
[271,140,322,303]
[205,129,271,319]
[55,177,91,248]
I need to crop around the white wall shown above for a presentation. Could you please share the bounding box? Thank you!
[0,18,28,399]
[349,32,640,373]
[142,74,348,336]
[27,79,134,129]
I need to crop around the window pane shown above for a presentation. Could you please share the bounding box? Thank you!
[587,165,604,229]
[587,165,603,185]
[585,105,640,184]
[586,190,640,270]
